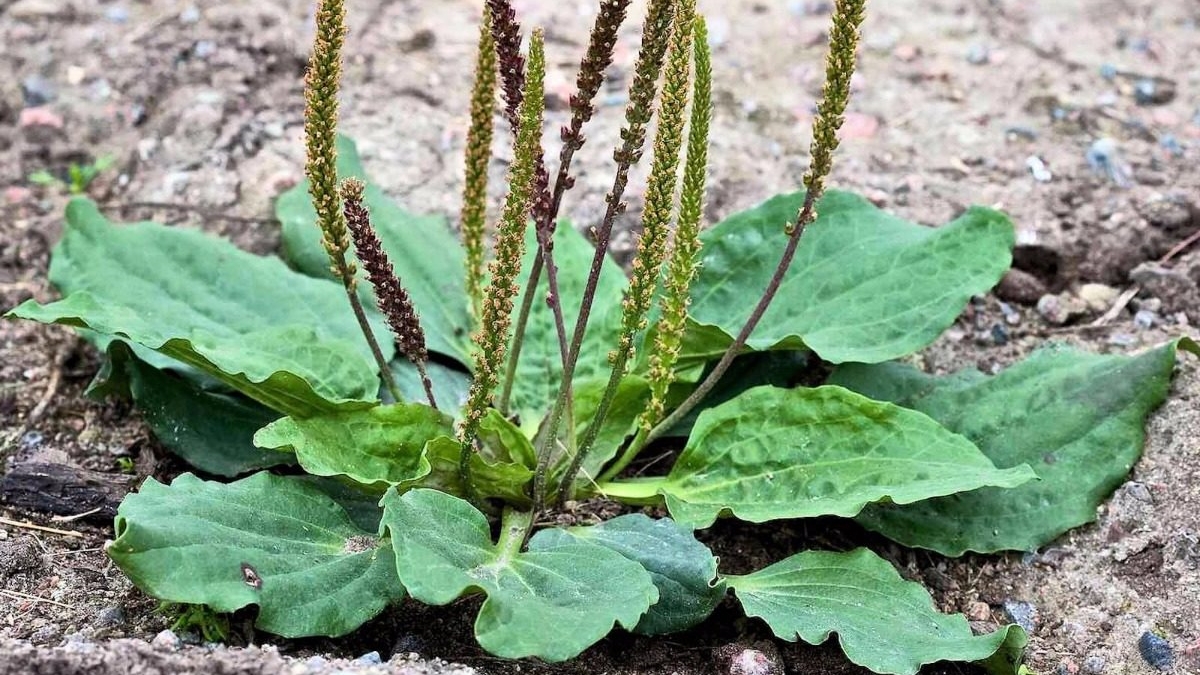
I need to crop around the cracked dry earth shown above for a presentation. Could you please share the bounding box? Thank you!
[1,0,1199,674]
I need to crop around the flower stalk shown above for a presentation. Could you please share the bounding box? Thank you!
[552,0,695,505]
[601,14,711,481]
[486,0,568,413]
[530,0,677,508]
[341,179,437,409]
[304,0,401,403]
[462,6,498,322]
[459,29,547,493]
[640,0,867,450]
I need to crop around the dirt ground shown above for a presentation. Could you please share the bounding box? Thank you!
[1,0,1199,674]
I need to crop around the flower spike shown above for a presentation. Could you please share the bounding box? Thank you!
[341,179,437,409]
[642,13,712,431]
[462,6,498,322]
[459,29,547,492]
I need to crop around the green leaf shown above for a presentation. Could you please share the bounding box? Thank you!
[604,386,1034,528]
[420,436,533,505]
[254,403,452,488]
[108,472,403,638]
[6,199,386,417]
[830,338,1199,554]
[100,341,289,476]
[391,358,472,413]
[381,489,658,661]
[728,548,1027,675]
[506,223,627,430]
[688,191,1014,364]
[537,514,726,635]
[565,375,651,489]
[276,135,473,363]
[661,351,811,438]
[478,408,537,469]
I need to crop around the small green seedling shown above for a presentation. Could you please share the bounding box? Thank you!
[158,602,230,643]
[28,155,115,194]
[6,0,1196,672]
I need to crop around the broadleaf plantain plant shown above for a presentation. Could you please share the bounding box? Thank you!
[6,0,1197,672]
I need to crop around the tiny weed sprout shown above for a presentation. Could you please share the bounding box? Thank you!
[28,155,115,195]
[6,0,1198,672]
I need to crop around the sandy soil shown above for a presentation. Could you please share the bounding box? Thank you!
[1,0,1198,673]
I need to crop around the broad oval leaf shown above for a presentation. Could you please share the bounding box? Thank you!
[101,341,289,477]
[537,514,727,635]
[688,191,1014,364]
[254,403,452,487]
[6,199,385,417]
[831,338,1199,554]
[381,489,658,661]
[605,385,1034,528]
[108,472,403,638]
[276,135,473,364]
[728,548,1027,675]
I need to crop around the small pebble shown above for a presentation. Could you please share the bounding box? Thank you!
[1134,310,1158,329]
[21,430,43,450]
[104,5,129,23]
[1107,333,1138,348]
[151,629,183,651]
[21,74,56,106]
[714,643,785,675]
[1138,632,1174,671]
[95,606,126,627]
[1082,655,1107,674]
[1026,155,1052,182]
[179,4,201,23]
[990,323,1009,346]
[966,601,991,621]
[353,651,382,665]
[1002,600,1037,633]
[999,301,1021,325]
[1087,138,1133,188]
[193,40,217,59]
[966,43,990,65]
[304,655,329,672]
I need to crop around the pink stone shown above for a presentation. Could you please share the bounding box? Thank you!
[18,107,64,129]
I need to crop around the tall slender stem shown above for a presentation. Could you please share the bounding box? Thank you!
[554,0,695,504]
[641,193,817,448]
[498,254,544,412]
[342,278,403,402]
[502,0,632,408]
[530,0,678,509]
[618,0,866,466]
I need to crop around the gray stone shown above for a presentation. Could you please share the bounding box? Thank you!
[1138,632,1174,670]
[21,74,56,107]
[1082,655,1106,673]
[150,630,182,651]
[95,606,126,627]
[1002,600,1037,632]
